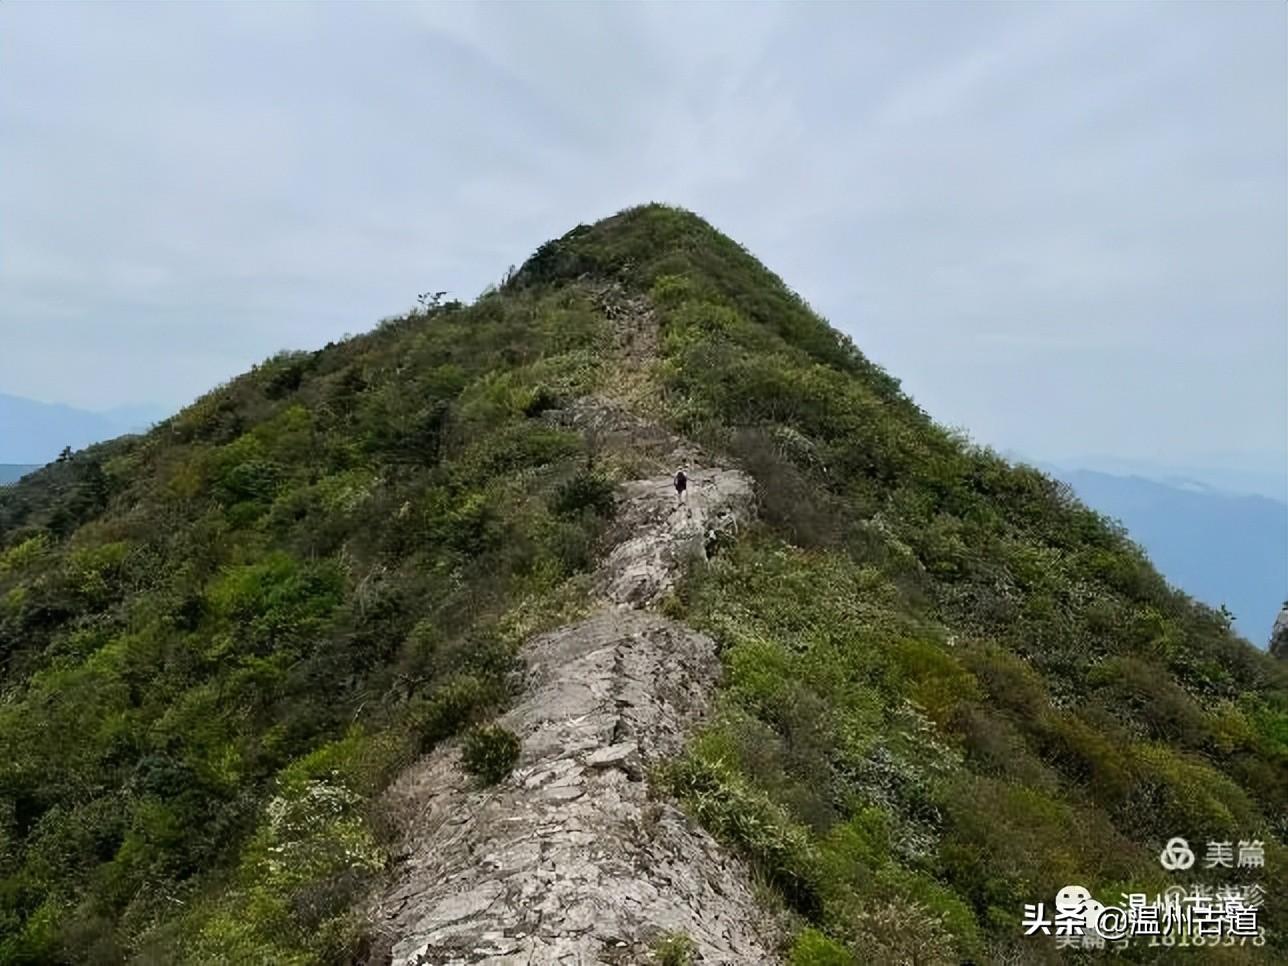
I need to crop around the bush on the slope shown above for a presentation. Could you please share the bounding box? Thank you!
[551,470,617,519]
[460,724,522,786]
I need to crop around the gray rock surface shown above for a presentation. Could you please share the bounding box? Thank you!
[367,461,776,964]
[1271,603,1288,659]
[597,469,754,608]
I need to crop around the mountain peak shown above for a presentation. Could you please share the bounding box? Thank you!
[1,210,1285,963]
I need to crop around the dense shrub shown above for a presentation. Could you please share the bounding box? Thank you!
[789,928,853,966]
[460,725,521,786]
[0,270,613,960]
[550,470,617,519]
[652,932,696,966]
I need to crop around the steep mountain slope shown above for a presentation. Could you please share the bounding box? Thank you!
[0,205,1284,965]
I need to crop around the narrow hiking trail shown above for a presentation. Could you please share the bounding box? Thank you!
[367,458,780,965]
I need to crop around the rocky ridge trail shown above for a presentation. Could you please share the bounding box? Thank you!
[367,452,779,964]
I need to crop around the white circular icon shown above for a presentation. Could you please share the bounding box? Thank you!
[1159,836,1195,871]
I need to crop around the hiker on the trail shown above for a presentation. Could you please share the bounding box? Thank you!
[674,468,687,502]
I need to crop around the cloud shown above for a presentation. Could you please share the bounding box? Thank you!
[0,1,1282,470]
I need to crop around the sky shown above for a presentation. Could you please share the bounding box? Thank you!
[2,1,1285,482]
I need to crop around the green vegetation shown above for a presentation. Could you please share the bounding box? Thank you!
[1,204,1284,962]
[460,724,521,786]
[651,931,695,966]
[0,283,615,961]
[518,206,1286,961]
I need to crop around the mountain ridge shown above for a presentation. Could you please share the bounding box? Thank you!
[370,443,772,963]
[0,204,1284,964]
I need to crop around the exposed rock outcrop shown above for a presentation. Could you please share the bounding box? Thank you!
[367,462,775,964]
[597,470,753,608]
[1271,603,1288,659]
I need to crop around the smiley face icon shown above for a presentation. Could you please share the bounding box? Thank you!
[1055,884,1105,933]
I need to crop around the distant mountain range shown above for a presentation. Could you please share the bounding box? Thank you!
[1049,452,1287,502]
[0,465,39,486]
[0,393,167,464]
[1030,460,1288,646]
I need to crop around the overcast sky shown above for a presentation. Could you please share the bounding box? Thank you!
[2,1,1284,476]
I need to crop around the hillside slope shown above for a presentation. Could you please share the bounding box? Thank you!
[0,205,1284,964]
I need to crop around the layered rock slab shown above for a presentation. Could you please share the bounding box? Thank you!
[596,469,754,608]
[368,464,775,964]
[369,611,775,965]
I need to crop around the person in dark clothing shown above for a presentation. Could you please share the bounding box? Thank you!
[674,469,687,502]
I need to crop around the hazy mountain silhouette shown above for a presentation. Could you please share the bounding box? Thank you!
[1035,462,1288,645]
[0,393,166,463]
[0,465,39,485]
